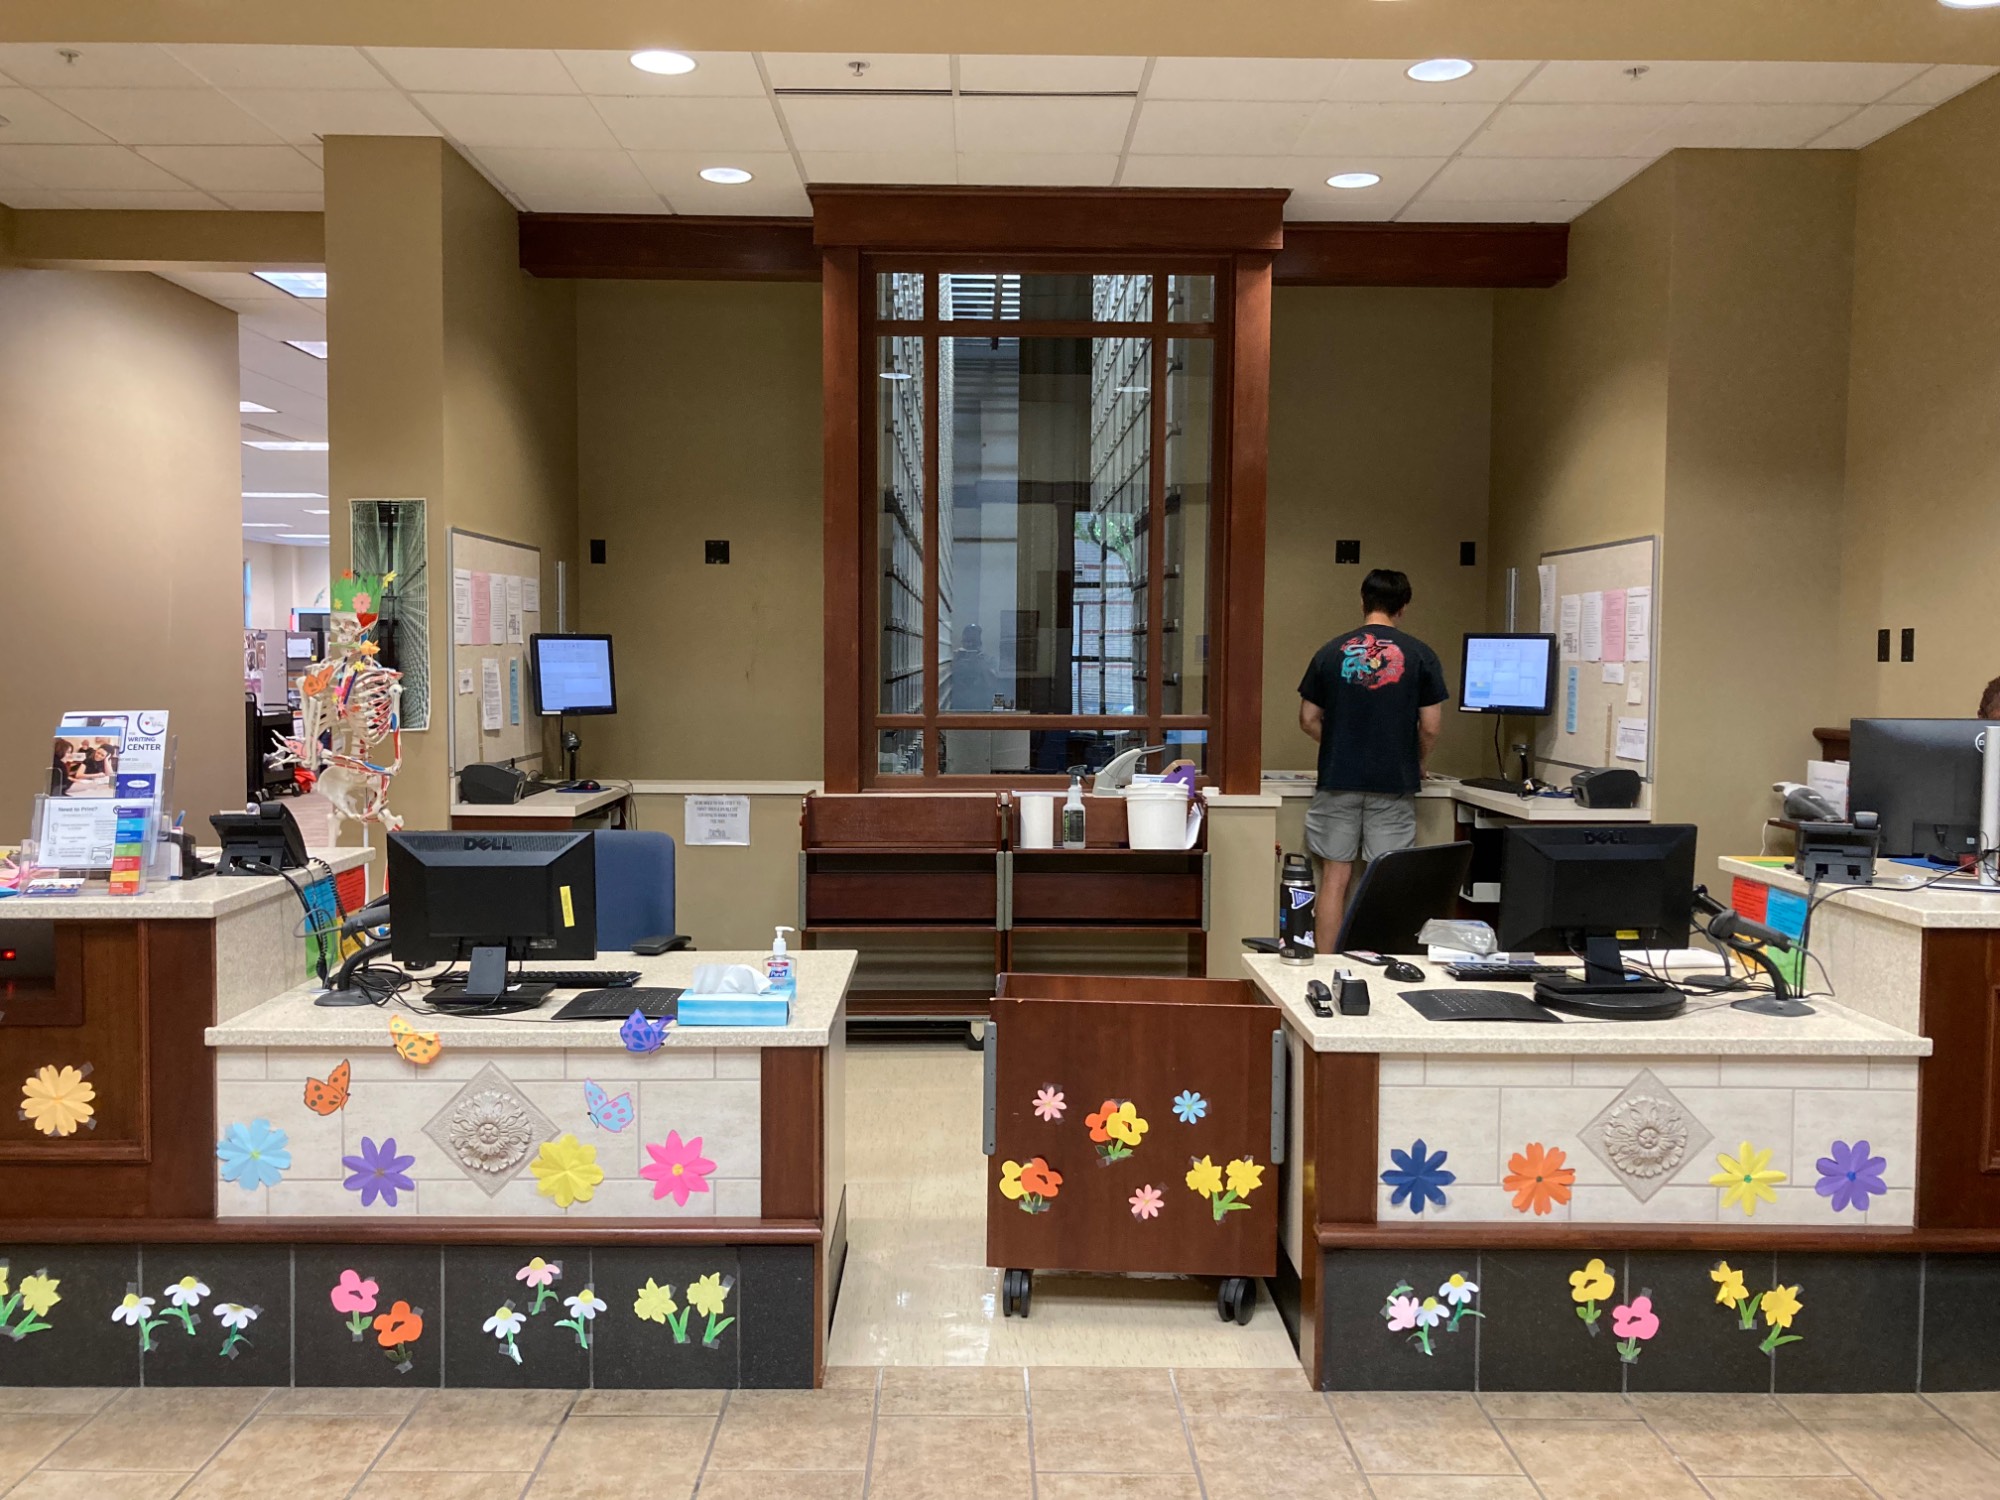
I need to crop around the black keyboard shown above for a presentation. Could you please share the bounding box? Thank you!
[1458,776,1532,796]
[513,968,641,989]
[1444,962,1575,981]
[552,987,682,1020]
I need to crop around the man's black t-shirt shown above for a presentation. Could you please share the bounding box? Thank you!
[1298,624,1450,795]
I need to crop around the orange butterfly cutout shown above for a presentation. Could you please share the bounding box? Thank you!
[388,1015,442,1067]
[303,1058,352,1116]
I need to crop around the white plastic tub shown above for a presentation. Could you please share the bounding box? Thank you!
[1125,782,1193,850]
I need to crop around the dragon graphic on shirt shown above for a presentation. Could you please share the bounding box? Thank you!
[1339,632,1406,690]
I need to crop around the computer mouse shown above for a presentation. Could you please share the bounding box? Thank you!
[1384,959,1425,984]
[573,779,603,792]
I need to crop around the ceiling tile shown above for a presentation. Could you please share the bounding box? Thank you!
[159,270,289,301]
[472,144,657,200]
[241,328,328,393]
[659,177,809,216]
[1327,58,1542,103]
[592,94,789,152]
[59,188,224,209]
[212,189,326,211]
[1701,62,1926,105]
[164,44,387,91]
[953,96,1133,154]
[1806,103,1929,150]
[37,88,280,146]
[0,142,189,190]
[1462,102,1686,158]
[763,54,951,91]
[629,148,800,198]
[1640,102,1858,152]
[1513,60,1742,105]
[1882,64,1999,106]
[1118,154,1300,188]
[136,145,321,192]
[414,93,616,150]
[957,55,1146,93]
[1285,194,1408,223]
[556,50,767,98]
[365,47,575,94]
[225,89,439,145]
[958,152,1119,186]
[0,186,73,208]
[1286,167,1434,218]
[239,305,330,342]
[1398,197,1585,223]
[1421,155,1645,202]
[0,43,202,89]
[780,94,954,153]
[1144,56,1341,102]
[1291,101,1496,158]
[0,87,110,144]
[798,150,956,184]
[1128,99,1314,155]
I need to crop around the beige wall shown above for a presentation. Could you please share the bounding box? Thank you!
[244,541,331,628]
[0,266,243,827]
[1265,287,1495,778]
[575,280,823,781]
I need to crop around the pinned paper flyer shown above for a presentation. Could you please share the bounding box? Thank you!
[453,569,472,646]
[480,659,503,732]
[1615,716,1649,763]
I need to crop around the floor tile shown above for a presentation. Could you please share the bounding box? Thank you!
[688,1474,864,1500]
[568,1389,728,1416]
[868,1414,1032,1500]
[704,1390,874,1471]
[3,1473,193,1500]
[1923,1390,2000,1453]
[0,1389,120,1416]
[1477,1393,1638,1421]
[374,1390,574,1473]
[41,1389,268,1472]
[1037,1476,1203,1500]
[258,1388,424,1418]
[524,1415,714,1500]
[350,1474,529,1500]
[1031,1366,1178,1396]
[1494,1418,1710,1500]
[178,1414,403,1499]
[1032,1402,1193,1475]
[879,1366,1026,1414]
[821,1367,880,1392]
[0,1415,87,1487]
[1187,1415,1370,1499]
[1700,1482,1877,1500]
[1330,1392,1520,1475]
[1365,1480,1544,1500]
[1778,1399,2000,1500]
[1626,1393,1845,1476]
[1174,1365,1326,1418]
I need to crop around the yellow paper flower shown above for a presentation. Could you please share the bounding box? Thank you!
[531,1133,604,1208]
[0,1262,9,1299]
[1760,1283,1804,1330]
[1710,1261,1748,1308]
[633,1278,677,1324]
[1105,1102,1150,1148]
[1225,1158,1264,1197]
[1569,1258,1615,1304]
[1710,1141,1786,1217]
[20,1065,95,1138]
[18,1274,58,1318]
[687,1272,730,1318]
[998,1160,1027,1201]
[1186,1155,1224,1198]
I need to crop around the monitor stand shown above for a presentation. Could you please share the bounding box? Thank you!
[1534,932,1685,1020]
[429,945,556,1010]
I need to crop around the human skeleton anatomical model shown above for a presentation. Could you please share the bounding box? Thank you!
[274,571,404,832]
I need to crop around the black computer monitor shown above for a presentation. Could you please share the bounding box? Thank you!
[1335,842,1475,955]
[387,831,596,1006]
[1849,718,1989,862]
[530,634,617,716]
[1459,633,1558,715]
[1497,823,1698,1018]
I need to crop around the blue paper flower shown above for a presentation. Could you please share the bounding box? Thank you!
[1172,1090,1208,1125]
[216,1118,290,1192]
[1382,1138,1455,1215]
[342,1134,418,1209]
[1815,1138,1888,1213]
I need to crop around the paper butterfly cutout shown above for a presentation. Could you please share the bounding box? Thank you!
[619,1009,671,1054]
[584,1079,635,1132]
[303,1058,352,1116]
[388,1015,442,1067]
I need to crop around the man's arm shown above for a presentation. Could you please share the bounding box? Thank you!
[1417,703,1442,774]
[1299,698,1325,744]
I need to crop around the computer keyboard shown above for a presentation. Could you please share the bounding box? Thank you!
[512,968,641,989]
[1458,776,1532,796]
[551,987,682,1020]
[1443,962,1576,981]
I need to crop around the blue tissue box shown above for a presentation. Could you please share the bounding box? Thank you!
[676,993,792,1027]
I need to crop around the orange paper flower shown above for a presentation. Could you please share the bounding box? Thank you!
[372,1300,423,1348]
[1018,1158,1062,1199]
[1504,1142,1576,1217]
[1085,1099,1120,1144]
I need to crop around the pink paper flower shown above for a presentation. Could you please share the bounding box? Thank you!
[329,1269,378,1315]
[1612,1295,1660,1340]
[640,1130,716,1207]
[1385,1295,1421,1331]
[1129,1184,1164,1219]
[1033,1086,1066,1122]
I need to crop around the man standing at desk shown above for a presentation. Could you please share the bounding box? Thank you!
[1298,568,1449,951]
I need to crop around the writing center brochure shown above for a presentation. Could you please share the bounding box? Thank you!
[38,711,170,870]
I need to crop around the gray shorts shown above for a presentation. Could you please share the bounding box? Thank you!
[1305,790,1418,864]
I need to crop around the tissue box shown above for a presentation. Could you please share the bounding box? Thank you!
[676,993,792,1028]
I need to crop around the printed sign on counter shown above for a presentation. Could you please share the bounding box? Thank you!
[684,794,751,847]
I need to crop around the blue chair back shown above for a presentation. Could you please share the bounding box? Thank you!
[593,829,677,951]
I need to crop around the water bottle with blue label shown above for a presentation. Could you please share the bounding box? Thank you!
[1279,853,1317,964]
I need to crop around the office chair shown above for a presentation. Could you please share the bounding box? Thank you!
[593,829,689,952]
[1333,841,1474,955]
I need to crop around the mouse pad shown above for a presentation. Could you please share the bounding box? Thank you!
[1402,988,1563,1023]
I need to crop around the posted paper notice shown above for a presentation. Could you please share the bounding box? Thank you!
[480,658,503,731]
[1560,595,1582,660]
[1602,588,1627,662]
[1602,662,1626,684]
[1581,591,1604,662]
[1564,666,1580,734]
[1537,564,1557,633]
[487,574,508,646]
[505,575,525,644]
[1615,716,1649,763]
[453,569,473,646]
[523,576,540,614]
[685,794,751,847]
[1625,586,1652,662]
[469,571,491,644]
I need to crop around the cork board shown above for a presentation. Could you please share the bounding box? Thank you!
[1536,535,1659,782]
[446,529,545,773]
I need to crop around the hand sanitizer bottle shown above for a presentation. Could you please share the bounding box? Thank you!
[1062,775,1087,849]
[765,926,796,997]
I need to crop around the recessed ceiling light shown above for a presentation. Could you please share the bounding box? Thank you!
[699,166,754,185]
[879,371,912,381]
[1407,58,1477,83]
[243,491,326,499]
[304,508,330,515]
[243,522,287,529]
[240,400,276,414]
[244,440,329,451]
[1939,0,2000,8]
[1327,172,1383,190]
[279,534,330,542]
[631,50,697,75]
[286,339,328,359]
[254,270,326,299]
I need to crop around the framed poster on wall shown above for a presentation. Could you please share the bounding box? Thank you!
[350,498,430,731]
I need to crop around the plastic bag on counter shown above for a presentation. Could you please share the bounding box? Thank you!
[1418,918,1498,957]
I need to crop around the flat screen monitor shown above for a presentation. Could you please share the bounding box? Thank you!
[387,830,596,968]
[1849,718,1989,862]
[1460,633,1558,715]
[530,633,616,716]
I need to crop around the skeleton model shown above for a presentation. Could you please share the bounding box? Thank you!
[274,571,405,833]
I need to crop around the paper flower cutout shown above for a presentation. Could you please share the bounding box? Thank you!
[1569,1257,1615,1336]
[687,1272,736,1346]
[1710,1260,1756,1329]
[1504,1141,1575,1216]
[1130,1184,1164,1219]
[640,1131,715,1207]
[216,1119,290,1192]
[1381,1139,1455,1216]
[19,1273,58,1320]
[111,1290,163,1351]
[1386,1294,1420,1331]
[342,1135,417,1209]
[532,1134,604,1208]
[1185,1155,1261,1221]
[1033,1086,1066,1122]
[554,1287,604,1349]
[20,1064,95,1137]
[1087,1099,1148,1162]
[1612,1294,1659,1363]
[331,1269,379,1341]
[1815,1139,1888,1214]
[1186,1155,1224,1198]
[484,1303,525,1364]
[372,1300,423,1372]
[1711,1140,1786,1217]
[999,1157,1060,1213]
[1440,1273,1478,1307]
[633,1279,677,1324]
[216,1303,258,1359]
[1758,1284,1805,1355]
[1381,1275,1479,1356]
[515,1256,562,1314]
[1415,1297,1447,1329]
[1226,1158,1263,1195]
[161,1274,209,1335]
[2,1268,61,1338]
[1172,1090,1208,1124]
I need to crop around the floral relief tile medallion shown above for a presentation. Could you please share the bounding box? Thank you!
[422,1064,556,1197]
[1582,1068,1713,1203]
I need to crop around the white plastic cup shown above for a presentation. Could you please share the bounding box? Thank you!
[1125,783,1191,850]
[1017,793,1057,850]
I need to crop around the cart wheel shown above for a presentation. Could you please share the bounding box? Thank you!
[1218,1277,1257,1326]
[1002,1268,1032,1318]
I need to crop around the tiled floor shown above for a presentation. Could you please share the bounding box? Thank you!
[826,1039,1299,1367]
[6,1378,2000,1499]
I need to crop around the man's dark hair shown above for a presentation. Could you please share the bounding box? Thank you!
[1361,568,1413,617]
[1981,674,2000,720]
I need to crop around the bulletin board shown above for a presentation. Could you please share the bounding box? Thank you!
[446,529,545,774]
[1536,535,1659,782]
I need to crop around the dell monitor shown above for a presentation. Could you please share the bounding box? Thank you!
[1849,718,1989,863]
[1497,823,1698,1019]
[531,633,617,716]
[388,831,596,1008]
[1460,633,1558,716]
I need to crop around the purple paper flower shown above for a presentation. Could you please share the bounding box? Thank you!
[342,1135,417,1209]
[1814,1138,1888,1213]
[1381,1138,1456,1216]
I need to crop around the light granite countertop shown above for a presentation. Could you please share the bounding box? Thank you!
[1720,856,2000,930]
[1243,953,1930,1058]
[1,847,370,920]
[207,948,856,1050]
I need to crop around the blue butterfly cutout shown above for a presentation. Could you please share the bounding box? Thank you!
[584,1079,635,1132]
[619,1009,670,1054]
[1381,1138,1456,1215]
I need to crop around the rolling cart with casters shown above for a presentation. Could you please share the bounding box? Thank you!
[983,973,1286,1323]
